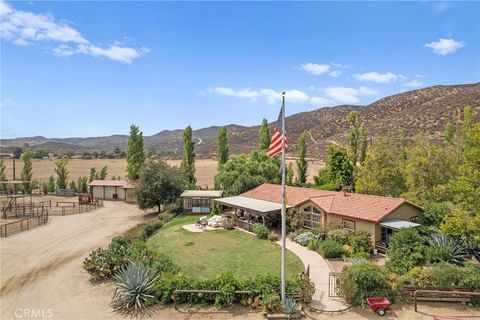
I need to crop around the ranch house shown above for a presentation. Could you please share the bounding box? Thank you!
[214,183,423,250]
[89,180,136,203]
[181,190,224,214]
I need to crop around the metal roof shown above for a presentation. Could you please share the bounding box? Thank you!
[88,180,128,187]
[181,190,224,198]
[379,219,421,230]
[214,196,290,214]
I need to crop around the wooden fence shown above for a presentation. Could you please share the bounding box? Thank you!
[414,290,480,311]
[1,213,48,237]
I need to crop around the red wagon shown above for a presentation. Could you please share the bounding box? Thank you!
[366,297,390,316]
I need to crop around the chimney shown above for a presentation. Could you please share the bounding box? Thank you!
[342,188,349,197]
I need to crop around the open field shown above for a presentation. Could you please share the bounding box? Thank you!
[3,158,324,188]
[147,215,304,279]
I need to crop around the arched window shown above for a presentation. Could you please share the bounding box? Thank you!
[302,205,322,229]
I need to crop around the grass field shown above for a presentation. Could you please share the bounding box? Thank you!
[3,158,324,188]
[147,216,304,279]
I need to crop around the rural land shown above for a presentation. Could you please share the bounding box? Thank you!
[1,1,480,320]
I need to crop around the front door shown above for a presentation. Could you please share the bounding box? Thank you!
[380,227,395,247]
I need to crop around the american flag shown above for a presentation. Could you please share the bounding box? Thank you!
[267,107,290,157]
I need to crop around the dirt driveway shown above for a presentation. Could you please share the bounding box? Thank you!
[0,201,151,320]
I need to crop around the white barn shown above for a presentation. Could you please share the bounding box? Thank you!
[89,180,129,201]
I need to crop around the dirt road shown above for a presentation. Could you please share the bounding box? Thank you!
[0,201,151,320]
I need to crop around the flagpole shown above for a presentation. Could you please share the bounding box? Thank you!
[281,91,287,304]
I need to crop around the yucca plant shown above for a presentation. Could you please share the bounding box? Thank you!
[283,296,298,315]
[112,262,158,315]
[427,233,468,265]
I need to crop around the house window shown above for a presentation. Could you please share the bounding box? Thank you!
[342,219,355,231]
[410,216,419,223]
[302,206,322,229]
[192,198,210,208]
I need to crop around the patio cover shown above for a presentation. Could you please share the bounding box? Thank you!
[379,219,421,230]
[214,196,290,214]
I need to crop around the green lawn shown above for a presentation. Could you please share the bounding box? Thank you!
[147,215,304,279]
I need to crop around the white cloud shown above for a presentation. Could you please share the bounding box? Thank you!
[424,38,465,55]
[0,98,16,109]
[0,0,145,63]
[299,63,330,75]
[324,87,360,104]
[299,63,345,78]
[354,72,398,83]
[207,87,311,105]
[328,70,342,78]
[310,97,330,106]
[358,86,379,95]
[404,79,424,88]
[433,1,450,13]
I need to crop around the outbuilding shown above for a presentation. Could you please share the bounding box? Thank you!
[89,180,128,201]
[181,190,223,214]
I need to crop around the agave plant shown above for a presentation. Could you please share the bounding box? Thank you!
[112,262,158,315]
[427,233,468,265]
[283,296,298,315]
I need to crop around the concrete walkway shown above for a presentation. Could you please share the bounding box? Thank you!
[276,238,349,312]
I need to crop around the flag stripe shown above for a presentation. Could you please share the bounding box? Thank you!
[267,107,290,157]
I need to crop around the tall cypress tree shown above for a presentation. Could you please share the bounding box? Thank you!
[54,156,69,190]
[20,148,33,189]
[296,131,308,185]
[181,125,197,186]
[259,118,271,150]
[359,125,368,164]
[126,124,145,181]
[348,111,360,165]
[217,127,229,166]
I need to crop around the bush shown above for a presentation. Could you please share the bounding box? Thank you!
[307,239,320,251]
[222,219,234,230]
[318,239,343,258]
[338,262,393,306]
[294,232,316,246]
[83,236,130,280]
[253,223,269,240]
[426,233,468,265]
[210,205,219,216]
[385,228,427,274]
[327,229,349,245]
[347,231,373,254]
[261,292,282,313]
[342,244,354,257]
[112,263,158,315]
[268,231,279,242]
[144,222,164,238]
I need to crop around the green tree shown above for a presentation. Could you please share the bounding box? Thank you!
[69,180,77,191]
[358,125,368,164]
[441,209,480,243]
[450,123,480,214]
[126,125,145,181]
[20,148,33,189]
[214,150,280,196]
[136,160,184,213]
[217,127,229,166]
[98,166,108,180]
[356,136,407,197]
[348,111,360,165]
[286,162,294,186]
[0,159,7,190]
[180,125,196,186]
[443,122,454,144]
[313,145,353,191]
[41,182,48,195]
[385,228,427,274]
[296,131,308,185]
[48,175,55,193]
[54,156,69,189]
[89,168,98,182]
[259,118,271,150]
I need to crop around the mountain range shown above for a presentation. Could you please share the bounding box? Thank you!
[1,83,479,159]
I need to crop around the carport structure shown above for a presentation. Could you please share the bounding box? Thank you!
[214,196,291,232]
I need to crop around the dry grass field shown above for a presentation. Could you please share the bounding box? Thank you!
[3,158,324,188]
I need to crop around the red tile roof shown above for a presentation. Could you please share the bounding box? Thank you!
[241,183,421,223]
[88,180,129,187]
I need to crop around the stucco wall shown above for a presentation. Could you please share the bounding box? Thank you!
[386,203,423,223]
[92,186,125,200]
[327,214,377,242]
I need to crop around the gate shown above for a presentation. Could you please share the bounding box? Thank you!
[328,272,342,297]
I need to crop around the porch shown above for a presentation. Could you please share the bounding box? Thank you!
[375,219,421,254]
[213,196,290,232]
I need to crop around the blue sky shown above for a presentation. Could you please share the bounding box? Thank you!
[1,1,479,138]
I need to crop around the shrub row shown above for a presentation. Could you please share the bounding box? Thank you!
[154,271,314,309]
[337,261,480,306]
